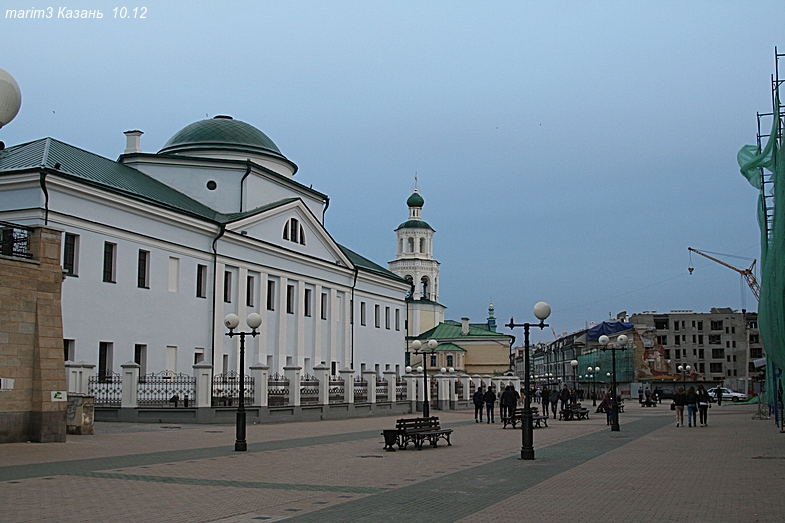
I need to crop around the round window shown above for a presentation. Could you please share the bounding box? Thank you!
[206,180,217,190]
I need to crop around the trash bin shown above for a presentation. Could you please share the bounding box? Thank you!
[382,429,399,451]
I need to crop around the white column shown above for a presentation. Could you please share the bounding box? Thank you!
[249,363,269,407]
[313,362,330,405]
[193,362,213,408]
[120,362,140,408]
[329,288,338,368]
[314,284,323,366]
[363,369,377,404]
[296,281,305,368]
[342,291,351,366]
[284,365,301,406]
[213,261,226,373]
[460,374,472,401]
[277,276,288,370]
[436,371,450,410]
[383,369,398,402]
[404,373,416,402]
[340,367,354,404]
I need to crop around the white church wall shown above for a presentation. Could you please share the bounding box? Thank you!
[244,173,324,219]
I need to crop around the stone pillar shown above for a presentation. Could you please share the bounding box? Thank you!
[403,373,416,404]
[284,365,302,406]
[363,369,377,404]
[435,371,450,411]
[340,368,354,404]
[249,363,269,407]
[447,372,458,409]
[313,363,330,405]
[192,362,213,408]
[65,361,93,395]
[460,374,472,401]
[120,362,140,408]
[383,369,397,402]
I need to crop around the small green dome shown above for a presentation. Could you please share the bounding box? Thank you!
[159,116,287,160]
[396,219,434,231]
[406,191,424,207]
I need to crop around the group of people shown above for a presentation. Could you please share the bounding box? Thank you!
[672,385,711,427]
[472,384,520,423]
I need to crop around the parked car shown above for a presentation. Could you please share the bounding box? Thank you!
[707,387,747,403]
[657,388,676,400]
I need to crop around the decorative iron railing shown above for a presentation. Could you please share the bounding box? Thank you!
[268,372,289,407]
[376,377,388,402]
[300,373,319,405]
[455,379,464,397]
[329,375,344,404]
[212,370,254,407]
[0,221,32,259]
[354,375,368,403]
[137,371,196,408]
[88,371,122,407]
[396,378,407,401]
[469,380,476,395]
[430,378,439,408]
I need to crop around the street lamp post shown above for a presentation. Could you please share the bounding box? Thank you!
[570,359,578,390]
[506,301,551,461]
[678,364,691,391]
[223,312,262,452]
[588,366,599,406]
[599,334,628,432]
[410,339,439,418]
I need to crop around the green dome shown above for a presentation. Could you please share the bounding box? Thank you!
[159,116,287,160]
[406,191,424,207]
[396,219,433,231]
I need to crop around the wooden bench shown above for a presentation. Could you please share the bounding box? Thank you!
[394,417,453,450]
[560,404,590,420]
[503,407,549,429]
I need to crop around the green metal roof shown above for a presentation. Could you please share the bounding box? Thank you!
[339,245,409,283]
[159,116,287,161]
[412,322,513,341]
[428,342,467,352]
[395,219,434,231]
[406,191,424,207]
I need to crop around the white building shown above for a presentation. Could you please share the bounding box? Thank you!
[0,116,410,378]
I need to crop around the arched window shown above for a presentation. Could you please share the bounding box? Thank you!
[420,276,430,300]
[407,238,414,253]
[283,218,306,245]
[419,238,426,254]
[299,224,306,245]
[282,221,289,240]
[290,218,299,243]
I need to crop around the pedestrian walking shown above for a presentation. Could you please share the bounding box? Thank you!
[638,387,644,404]
[541,387,550,416]
[686,386,698,427]
[559,385,571,413]
[501,385,517,422]
[716,386,724,406]
[535,387,541,404]
[598,392,612,425]
[674,387,686,427]
[473,385,485,423]
[550,388,559,419]
[483,386,497,424]
[697,384,711,427]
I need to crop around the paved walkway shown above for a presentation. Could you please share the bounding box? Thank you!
[1,404,783,522]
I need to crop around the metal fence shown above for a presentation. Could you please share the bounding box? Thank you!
[396,378,407,401]
[329,375,344,404]
[268,373,290,407]
[455,379,464,398]
[300,373,319,405]
[212,370,254,407]
[354,375,368,403]
[137,371,196,408]
[88,371,122,407]
[430,379,439,408]
[376,377,388,402]
[0,221,32,259]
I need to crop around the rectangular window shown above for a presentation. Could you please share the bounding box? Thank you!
[267,280,275,311]
[692,335,696,344]
[697,321,703,331]
[712,348,725,359]
[699,363,705,373]
[675,349,681,360]
[726,341,730,348]
[395,309,400,331]
[196,264,207,298]
[102,242,116,283]
[674,336,680,346]
[246,275,255,307]
[98,341,113,381]
[137,250,150,288]
[710,362,723,373]
[750,334,760,343]
[698,334,704,345]
[430,355,437,367]
[194,348,205,364]
[375,304,380,328]
[655,319,668,330]
[286,284,295,314]
[360,302,366,326]
[731,327,735,334]
[168,257,179,292]
[166,345,177,372]
[321,292,328,320]
[725,327,729,334]
[656,335,667,345]
[698,349,704,359]
[385,307,390,329]
[711,320,723,331]
[674,322,680,332]
[223,271,232,303]
[63,339,74,361]
[447,355,454,367]
[664,349,670,359]
[708,334,721,345]
[727,355,731,362]
[134,344,147,375]
[63,233,78,276]
[304,288,312,317]
[751,347,763,358]
[692,320,696,328]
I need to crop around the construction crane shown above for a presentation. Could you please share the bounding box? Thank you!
[687,247,760,301]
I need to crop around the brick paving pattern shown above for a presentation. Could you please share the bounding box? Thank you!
[1,404,783,522]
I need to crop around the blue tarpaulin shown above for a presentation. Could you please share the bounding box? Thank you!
[587,321,635,341]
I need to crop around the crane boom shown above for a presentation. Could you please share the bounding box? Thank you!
[688,247,760,301]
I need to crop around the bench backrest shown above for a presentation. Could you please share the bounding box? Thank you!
[397,417,441,431]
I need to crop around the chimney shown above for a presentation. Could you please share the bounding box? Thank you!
[461,317,470,336]
[123,130,143,154]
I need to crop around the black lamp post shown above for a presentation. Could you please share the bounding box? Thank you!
[599,334,627,432]
[570,359,578,390]
[678,364,691,392]
[224,312,261,452]
[409,339,439,418]
[506,301,551,461]
[590,366,599,406]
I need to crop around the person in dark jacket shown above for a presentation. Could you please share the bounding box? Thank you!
[686,386,698,427]
[500,385,518,422]
[483,386,497,424]
[541,387,550,416]
[697,385,711,427]
[473,386,485,423]
[598,393,612,425]
[674,387,686,427]
[716,386,724,406]
[559,385,571,413]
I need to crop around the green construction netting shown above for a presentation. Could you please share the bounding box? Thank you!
[738,95,785,407]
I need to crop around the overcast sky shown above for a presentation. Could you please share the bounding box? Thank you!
[2,2,782,343]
